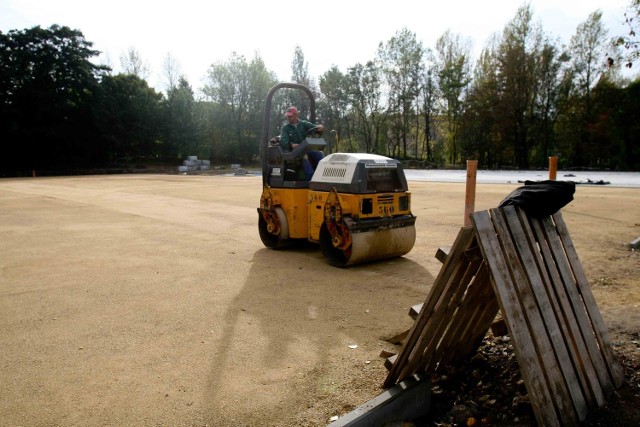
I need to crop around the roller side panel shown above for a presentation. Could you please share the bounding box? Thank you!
[269,188,309,239]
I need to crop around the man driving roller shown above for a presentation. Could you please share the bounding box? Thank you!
[279,106,324,180]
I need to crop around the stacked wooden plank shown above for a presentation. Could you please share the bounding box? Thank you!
[383,227,498,384]
[383,205,624,427]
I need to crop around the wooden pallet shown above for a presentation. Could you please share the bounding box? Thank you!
[383,206,624,427]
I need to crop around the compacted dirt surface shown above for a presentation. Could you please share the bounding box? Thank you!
[0,173,638,426]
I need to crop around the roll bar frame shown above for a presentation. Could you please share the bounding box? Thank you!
[260,83,316,185]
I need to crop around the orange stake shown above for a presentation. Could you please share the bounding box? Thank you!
[464,160,478,226]
[549,156,558,180]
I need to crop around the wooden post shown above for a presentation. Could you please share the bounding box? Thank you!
[464,160,478,226]
[549,156,558,180]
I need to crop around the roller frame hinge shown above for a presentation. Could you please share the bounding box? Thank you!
[324,188,352,250]
[258,185,280,235]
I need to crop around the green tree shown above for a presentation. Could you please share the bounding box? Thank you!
[435,30,472,165]
[617,78,640,169]
[319,66,351,153]
[460,39,502,167]
[0,25,108,173]
[417,49,438,162]
[161,52,182,93]
[193,100,224,164]
[94,74,165,163]
[120,47,150,80]
[586,80,624,168]
[164,76,197,160]
[613,0,640,68]
[290,45,312,87]
[347,61,387,153]
[289,46,316,116]
[377,28,424,158]
[203,52,276,163]
[494,4,544,169]
[530,41,570,166]
[566,10,616,166]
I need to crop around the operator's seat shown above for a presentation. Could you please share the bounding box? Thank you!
[266,137,309,188]
[265,136,327,188]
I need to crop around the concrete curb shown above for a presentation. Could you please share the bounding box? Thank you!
[328,373,431,426]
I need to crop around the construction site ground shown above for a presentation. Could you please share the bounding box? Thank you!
[1,173,638,426]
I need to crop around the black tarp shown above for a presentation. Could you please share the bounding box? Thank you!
[498,180,576,217]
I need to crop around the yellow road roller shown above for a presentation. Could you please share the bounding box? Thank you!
[257,83,416,267]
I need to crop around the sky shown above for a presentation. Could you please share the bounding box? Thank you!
[1,0,635,93]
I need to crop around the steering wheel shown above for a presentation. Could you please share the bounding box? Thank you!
[306,126,323,137]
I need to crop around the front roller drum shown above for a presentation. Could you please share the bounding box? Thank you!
[320,224,416,267]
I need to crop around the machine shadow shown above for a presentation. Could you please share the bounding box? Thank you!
[204,245,433,420]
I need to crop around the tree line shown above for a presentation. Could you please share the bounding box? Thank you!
[1,2,639,177]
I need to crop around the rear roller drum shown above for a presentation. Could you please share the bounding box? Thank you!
[258,207,290,249]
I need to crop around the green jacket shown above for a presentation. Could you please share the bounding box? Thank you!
[279,120,316,151]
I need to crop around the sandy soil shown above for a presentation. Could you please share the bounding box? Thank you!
[0,174,638,426]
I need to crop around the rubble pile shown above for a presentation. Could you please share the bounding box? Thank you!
[424,334,535,426]
[419,332,640,426]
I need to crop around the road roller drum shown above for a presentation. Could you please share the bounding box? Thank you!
[320,222,416,267]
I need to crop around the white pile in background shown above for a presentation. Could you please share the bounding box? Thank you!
[178,156,210,173]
